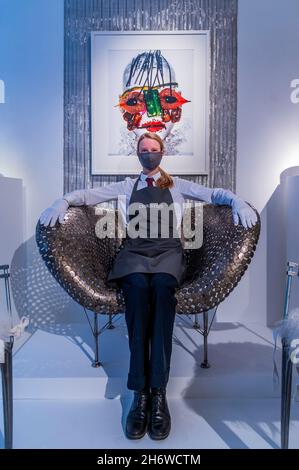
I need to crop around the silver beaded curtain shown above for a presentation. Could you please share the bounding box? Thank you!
[64,0,237,194]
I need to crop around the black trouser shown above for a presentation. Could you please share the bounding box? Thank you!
[118,272,178,391]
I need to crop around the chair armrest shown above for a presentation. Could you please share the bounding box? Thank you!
[35,205,124,313]
[176,203,261,313]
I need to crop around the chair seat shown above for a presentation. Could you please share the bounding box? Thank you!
[36,203,260,315]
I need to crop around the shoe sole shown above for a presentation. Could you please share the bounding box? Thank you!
[125,428,148,440]
[147,427,171,440]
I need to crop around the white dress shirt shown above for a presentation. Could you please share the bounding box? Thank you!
[63,170,237,229]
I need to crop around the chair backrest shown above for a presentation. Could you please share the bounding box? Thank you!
[36,203,260,314]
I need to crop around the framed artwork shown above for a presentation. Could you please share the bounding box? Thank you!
[90,30,210,175]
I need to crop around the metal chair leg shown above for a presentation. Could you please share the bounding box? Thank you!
[281,340,293,449]
[193,313,200,329]
[92,313,102,368]
[1,341,13,449]
[201,311,210,368]
[107,313,115,330]
[84,309,119,367]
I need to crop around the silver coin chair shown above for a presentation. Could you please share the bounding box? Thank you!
[35,202,261,370]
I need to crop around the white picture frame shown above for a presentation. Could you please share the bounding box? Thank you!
[90,30,210,175]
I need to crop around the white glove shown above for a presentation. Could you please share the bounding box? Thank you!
[212,188,258,229]
[231,198,258,229]
[39,198,69,227]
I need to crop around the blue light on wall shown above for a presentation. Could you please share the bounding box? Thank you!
[0,79,5,103]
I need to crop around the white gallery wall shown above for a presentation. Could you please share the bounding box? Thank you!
[0,0,299,329]
[0,0,64,325]
[0,0,64,241]
[217,0,299,325]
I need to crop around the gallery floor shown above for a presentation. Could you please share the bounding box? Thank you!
[1,314,298,449]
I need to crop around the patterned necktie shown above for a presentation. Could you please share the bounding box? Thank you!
[145,177,154,187]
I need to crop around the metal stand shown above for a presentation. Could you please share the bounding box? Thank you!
[0,264,14,449]
[280,261,298,449]
[281,337,293,449]
[0,339,13,449]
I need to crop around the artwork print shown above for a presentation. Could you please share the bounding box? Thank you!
[91,31,210,175]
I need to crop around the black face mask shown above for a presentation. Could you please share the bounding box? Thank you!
[137,151,163,171]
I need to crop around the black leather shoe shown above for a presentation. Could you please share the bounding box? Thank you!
[125,388,150,439]
[148,387,171,440]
